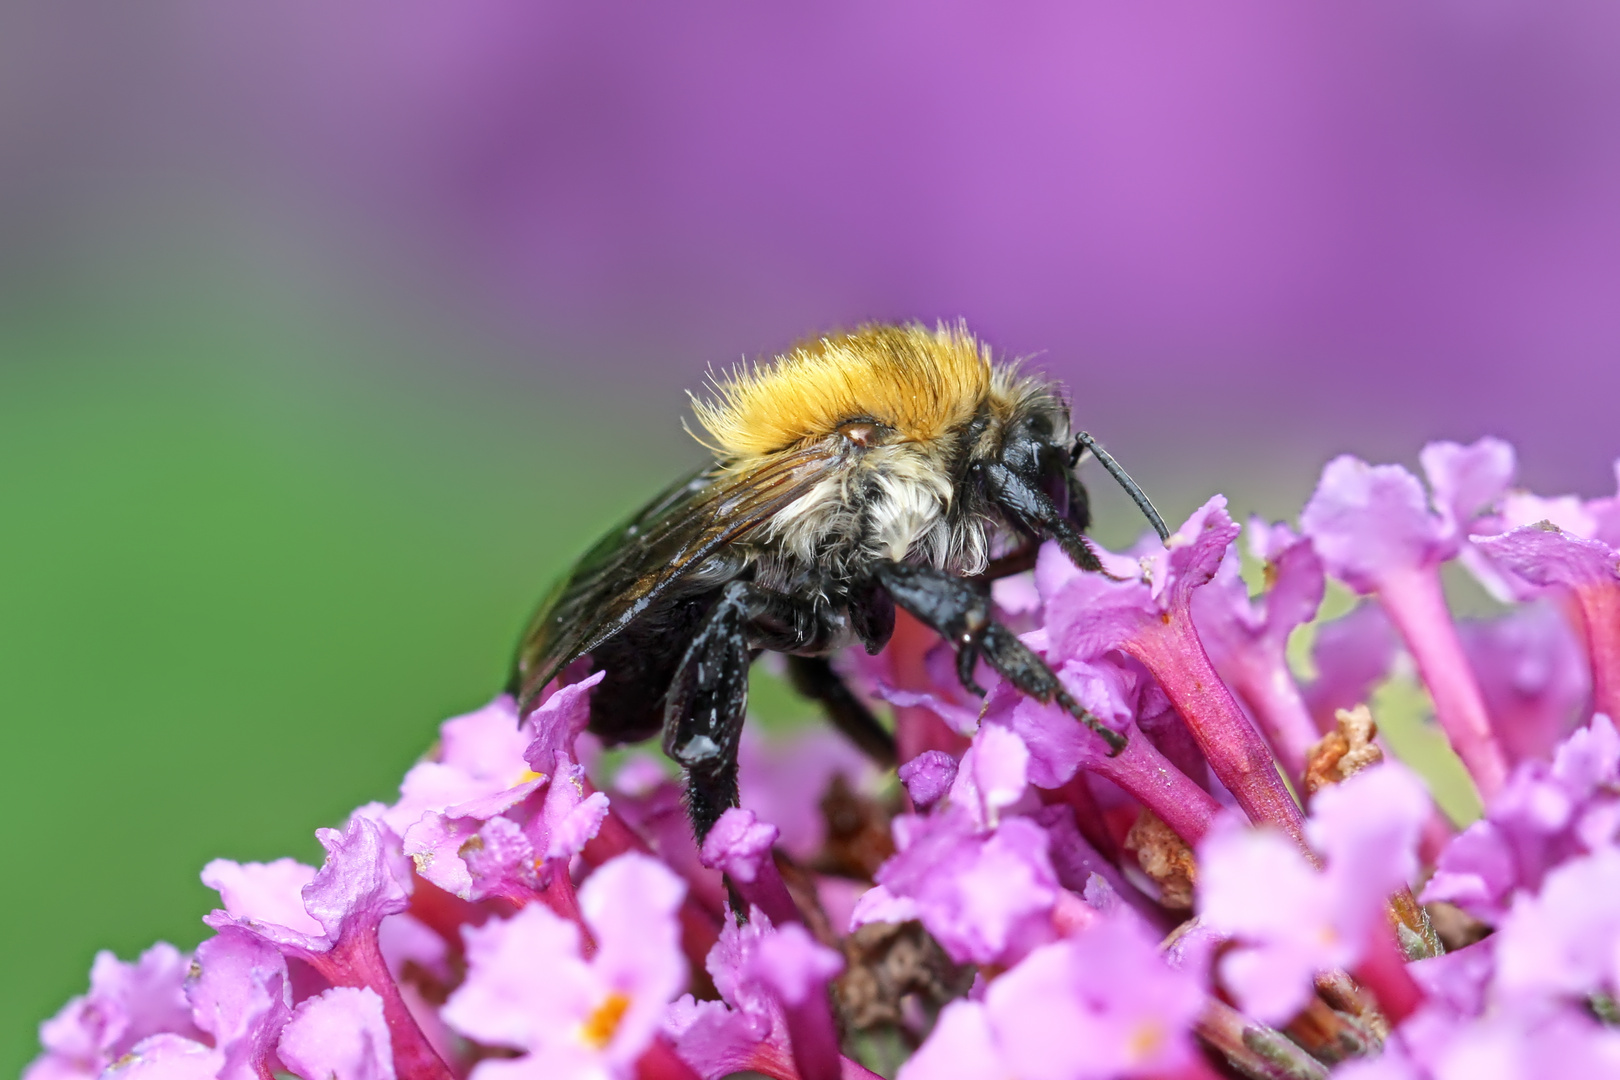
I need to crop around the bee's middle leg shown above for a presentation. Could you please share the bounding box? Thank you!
[786,655,897,769]
[872,561,1126,753]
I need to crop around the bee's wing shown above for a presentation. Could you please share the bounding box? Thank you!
[509,444,838,712]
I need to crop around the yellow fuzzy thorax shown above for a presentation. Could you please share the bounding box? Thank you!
[692,323,997,460]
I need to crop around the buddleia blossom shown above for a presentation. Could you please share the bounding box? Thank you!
[29,438,1620,1080]
[441,854,689,1080]
[1199,763,1430,1024]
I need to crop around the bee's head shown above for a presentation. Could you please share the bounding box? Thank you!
[974,377,1168,563]
[970,379,1094,547]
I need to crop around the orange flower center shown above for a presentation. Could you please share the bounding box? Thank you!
[580,991,632,1049]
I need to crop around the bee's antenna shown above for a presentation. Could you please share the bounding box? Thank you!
[1070,431,1170,542]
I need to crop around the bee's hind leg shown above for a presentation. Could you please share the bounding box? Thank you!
[663,582,757,843]
[786,655,897,769]
[872,561,1126,755]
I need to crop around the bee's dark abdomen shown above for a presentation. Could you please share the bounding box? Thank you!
[584,590,718,745]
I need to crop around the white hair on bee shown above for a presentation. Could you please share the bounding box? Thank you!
[754,435,993,584]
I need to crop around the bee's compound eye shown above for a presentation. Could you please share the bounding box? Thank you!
[839,420,880,447]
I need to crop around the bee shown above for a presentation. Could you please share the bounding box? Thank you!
[509,323,1168,841]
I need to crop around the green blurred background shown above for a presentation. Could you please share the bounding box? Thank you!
[0,254,701,1063]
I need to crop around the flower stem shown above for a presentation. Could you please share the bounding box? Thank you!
[1086,723,1222,845]
[1224,644,1320,783]
[732,855,803,928]
[1351,926,1424,1026]
[1195,997,1328,1080]
[782,989,845,1080]
[1375,565,1507,800]
[315,932,455,1080]
[1124,615,1309,851]
[1283,998,1377,1066]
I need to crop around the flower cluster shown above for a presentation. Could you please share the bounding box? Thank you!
[30,438,1620,1080]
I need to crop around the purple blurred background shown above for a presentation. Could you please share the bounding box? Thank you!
[6,0,1620,490]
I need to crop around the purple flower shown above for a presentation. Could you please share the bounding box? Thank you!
[1458,603,1589,765]
[899,917,1205,1080]
[699,808,799,927]
[1199,761,1430,1023]
[897,750,958,811]
[1043,497,1307,844]
[206,818,411,969]
[700,808,780,885]
[25,943,201,1080]
[1302,600,1399,731]
[402,679,610,907]
[1493,844,1620,1004]
[187,928,293,1080]
[1302,456,1454,590]
[520,672,606,781]
[666,905,865,1080]
[738,723,880,862]
[951,721,1031,827]
[981,656,1221,845]
[852,801,1060,966]
[889,1001,1002,1080]
[405,812,534,903]
[1379,1005,1620,1079]
[743,922,847,1080]
[38,437,1620,1080]
[1420,437,1516,551]
[441,853,688,1080]
[98,1035,220,1080]
[1302,452,1509,799]
[382,695,540,838]
[204,815,452,1080]
[1476,523,1620,723]
[278,987,396,1080]
[201,858,324,939]
[1423,714,1620,923]
[744,922,843,1009]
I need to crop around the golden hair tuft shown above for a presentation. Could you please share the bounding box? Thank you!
[692,322,994,460]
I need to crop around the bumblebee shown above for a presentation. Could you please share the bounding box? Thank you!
[509,323,1167,841]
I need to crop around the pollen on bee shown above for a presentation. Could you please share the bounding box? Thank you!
[691,322,995,459]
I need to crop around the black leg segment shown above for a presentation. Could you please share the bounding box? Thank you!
[872,561,1127,754]
[663,579,876,841]
[979,461,1108,575]
[786,655,898,768]
[664,581,756,842]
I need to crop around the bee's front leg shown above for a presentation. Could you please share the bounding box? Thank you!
[979,461,1108,574]
[871,561,1126,754]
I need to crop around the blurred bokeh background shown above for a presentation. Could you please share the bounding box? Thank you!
[5,1,1620,1066]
